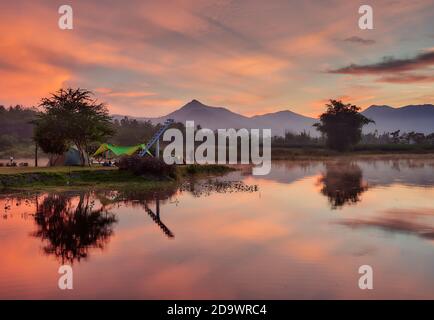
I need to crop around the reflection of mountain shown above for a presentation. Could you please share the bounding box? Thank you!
[33,193,117,264]
[318,162,369,209]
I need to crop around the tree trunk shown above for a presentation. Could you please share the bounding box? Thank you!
[75,142,86,166]
[35,143,38,167]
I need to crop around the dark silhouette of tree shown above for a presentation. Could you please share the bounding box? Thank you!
[33,117,69,162]
[33,193,117,264]
[314,100,374,151]
[34,88,115,165]
[318,162,368,209]
[0,105,38,157]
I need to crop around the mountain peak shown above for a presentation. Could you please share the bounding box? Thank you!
[183,99,206,109]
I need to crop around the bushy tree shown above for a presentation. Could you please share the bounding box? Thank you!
[34,88,115,165]
[33,117,69,164]
[314,100,374,151]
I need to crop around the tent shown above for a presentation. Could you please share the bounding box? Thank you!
[49,146,89,166]
[93,143,152,158]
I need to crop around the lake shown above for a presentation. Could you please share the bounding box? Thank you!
[1,158,433,299]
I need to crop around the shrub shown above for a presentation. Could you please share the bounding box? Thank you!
[117,155,177,179]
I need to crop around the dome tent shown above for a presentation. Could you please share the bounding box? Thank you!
[49,145,89,166]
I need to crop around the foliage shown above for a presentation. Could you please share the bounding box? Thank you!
[314,100,374,151]
[0,105,38,155]
[117,155,177,178]
[110,117,155,146]
[33,117,69,155]
[360,130,434,145]
[272,130,324,147]
[34,88,115,165]
[109,117,185,153]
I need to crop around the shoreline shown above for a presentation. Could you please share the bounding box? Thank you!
[0,164,235,191]
[271,148,434,160]
[1,153,433,191]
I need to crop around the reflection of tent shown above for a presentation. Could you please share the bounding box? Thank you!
[49,146,89,166]
[93,143,152,158]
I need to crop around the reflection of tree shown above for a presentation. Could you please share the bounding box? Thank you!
[96,189,177,239]
[94,180,258,238]
[319,162,368,209]
[33,193,117,264]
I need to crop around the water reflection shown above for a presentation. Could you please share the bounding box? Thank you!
[335,208,434,240]
[1,159,433,299]
[317,162,369,209]
[11,179,259,263]
[144,197,174,238]
[33,193,117,264]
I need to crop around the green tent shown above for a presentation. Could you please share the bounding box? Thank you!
[93,143,152,157]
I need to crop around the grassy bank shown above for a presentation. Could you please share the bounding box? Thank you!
[0,164,235,191]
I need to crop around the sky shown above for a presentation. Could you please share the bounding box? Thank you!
[0,0,433,117]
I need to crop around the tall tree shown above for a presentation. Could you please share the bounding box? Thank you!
[35,88,114,165]
[314,100,374,151]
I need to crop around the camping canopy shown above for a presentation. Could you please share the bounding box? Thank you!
[93,143,152,157]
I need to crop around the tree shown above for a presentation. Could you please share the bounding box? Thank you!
[35,88,115,165]
[33,117,69,165]
[314,100,374,151]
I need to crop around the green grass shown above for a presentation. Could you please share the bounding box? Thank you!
[0,164,235,191]
[0,165,117,175]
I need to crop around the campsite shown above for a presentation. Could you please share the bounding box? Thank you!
[1,0,434,301]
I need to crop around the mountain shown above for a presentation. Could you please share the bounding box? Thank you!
[112,99,317,136]
[362,104,434,134]
[250,110,317,136]
[112,100,434,136]
[156,99,252,129]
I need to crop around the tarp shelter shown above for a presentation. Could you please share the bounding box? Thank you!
[49,146,89,166]
[93,143,152,157]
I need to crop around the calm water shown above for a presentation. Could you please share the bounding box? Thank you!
[1,159,433,299]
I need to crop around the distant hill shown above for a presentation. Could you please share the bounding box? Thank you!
[112,100,434,136]
[362,104,434,134]
[113,99,317,136]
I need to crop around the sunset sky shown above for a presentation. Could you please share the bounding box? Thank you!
[1,0,433,117]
